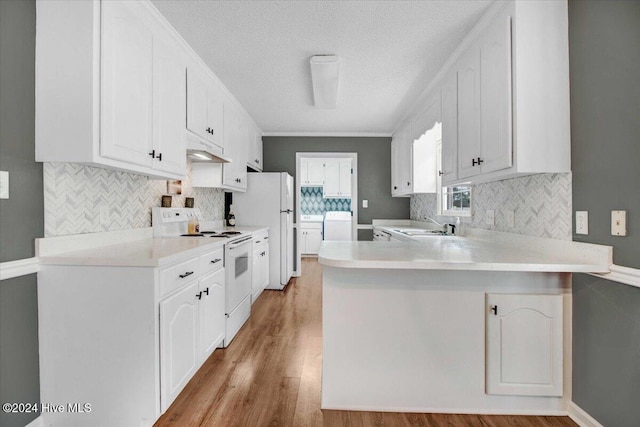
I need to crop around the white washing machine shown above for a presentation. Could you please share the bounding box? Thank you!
[323,211,352,241]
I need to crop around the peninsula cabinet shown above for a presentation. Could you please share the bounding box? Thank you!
[441,0,571,185]
[35,0,187,180]
[486,293,563,397]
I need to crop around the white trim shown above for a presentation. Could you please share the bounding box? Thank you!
[357,224,373,230]
[263,132,391,138]
[568,401,604,427]
[591,264,640,289]
[321,403,566,416]
[0,257,40,281]
[25,415,44,427]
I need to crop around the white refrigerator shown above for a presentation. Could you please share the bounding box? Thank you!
[233,172,294,290]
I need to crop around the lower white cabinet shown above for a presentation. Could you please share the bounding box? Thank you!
[486,293,563,396]
[251,230,270,303]
[300,222,323,255]
[38,245,226,427]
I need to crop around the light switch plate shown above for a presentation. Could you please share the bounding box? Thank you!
[486,210,494,226]
[576,211,588,235]
[0,171,8,199]
[611,210,627,236]
[362,200,368,208]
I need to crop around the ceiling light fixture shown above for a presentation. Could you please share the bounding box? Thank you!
[310,55,340,109]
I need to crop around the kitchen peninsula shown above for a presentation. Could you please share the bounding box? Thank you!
[318,230,611,415]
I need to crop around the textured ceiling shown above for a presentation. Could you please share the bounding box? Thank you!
[152,0,493,134]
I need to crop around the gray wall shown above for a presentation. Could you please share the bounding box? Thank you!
[0,1,42,426]
[569,1,640,426]
[262,136,410,240]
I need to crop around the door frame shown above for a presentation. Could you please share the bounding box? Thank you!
[295,152,358,276]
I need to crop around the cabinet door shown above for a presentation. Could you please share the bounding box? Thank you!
[153,33,186,176]
[222,104,238,188]
[236,118,248,190]
[254,131,263,171]
[306,229,323,254]
[457,46,481,179]
[441,71,458,185]
[391,138,402,195]
[186,68,209,142]
[339,160,352,197]
[480,15,513,174]
[101,0,154,168]
[299,231,307,254]
[300,159,310,185]
[206,83,225,150]
[307,159,325,186]
[400,136,413,193]
[160,281,199,410]
[260,246,270,289]
[251,243,262,303]
[486,293,563,396]
[199,269,225,360]
[323,161,340,197]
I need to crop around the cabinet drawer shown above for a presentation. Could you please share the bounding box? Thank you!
[302,222,322,230]
[253,230,269,241]
[159,257,200,298]
[199,247,224,276]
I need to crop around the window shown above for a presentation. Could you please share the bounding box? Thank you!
[436,142,472,217]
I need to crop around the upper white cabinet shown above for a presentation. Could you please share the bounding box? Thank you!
[486,293,563,397]
[186,67,225,152]
[440,71,458,185]
[222,106,248,191]
[300,159,325,186]
[36,0,186,180]
[323,159,351,198]
[391,92,440,197]
[405,0,571,187]
[247,125,263,171]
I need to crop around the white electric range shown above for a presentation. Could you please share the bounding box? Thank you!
[152,207,253,347]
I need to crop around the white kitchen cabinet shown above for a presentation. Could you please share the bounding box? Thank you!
[441,1,570,185]
[160,281,199,408]
[247,125,263,171]
[251,230,270,302]
[486,293,563,397]
[323,159,352,198]
[198,268,226,359]
[186,67,225,152]
[38,244,226,427]
[440,71,458,185]
[36,0,186,180]
[300,158,325,186]
[391,121,413,196]
[300,222,323,255]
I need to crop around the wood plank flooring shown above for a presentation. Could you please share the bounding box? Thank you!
[155,258,577,427]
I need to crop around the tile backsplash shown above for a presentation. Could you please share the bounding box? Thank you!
[44,163,225,236]
[410,173,572,240]
[300,186,351,216]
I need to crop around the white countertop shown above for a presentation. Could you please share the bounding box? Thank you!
[37,226,269,268]
[320,222,612,273]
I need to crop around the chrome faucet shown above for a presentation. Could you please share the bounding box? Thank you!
[423,216,447,232]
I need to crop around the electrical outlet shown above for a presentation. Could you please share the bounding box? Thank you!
[486,210,494,226]
[0,171,8,199]
[611,210,627,236]
[506,210,515,228]
[362,200,368,208]
[576,211,588,235]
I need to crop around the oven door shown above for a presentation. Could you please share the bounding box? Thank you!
[225,236,253,312]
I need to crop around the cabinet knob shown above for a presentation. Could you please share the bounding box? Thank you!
[472,157,483,166]
[255,159,259,163]
[203,287,209,296]
[393,186,398,190]
[490,305,498,315]
[438,170,443,176]
[156,152,162,162]
[196,291,203,300]
[148,149,155,158]
[407,182,410,186]
[210,258,221,264]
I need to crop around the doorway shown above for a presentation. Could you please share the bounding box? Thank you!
[295,152,358,276]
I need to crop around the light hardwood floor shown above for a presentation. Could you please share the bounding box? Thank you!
[155,258,578,427]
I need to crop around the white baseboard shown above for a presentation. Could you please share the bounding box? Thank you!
[568,401,604,427]
[25,415,43,427]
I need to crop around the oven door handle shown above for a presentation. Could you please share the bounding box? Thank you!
[228,237,253,250]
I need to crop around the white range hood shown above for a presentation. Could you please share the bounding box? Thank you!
[186,133,232,163]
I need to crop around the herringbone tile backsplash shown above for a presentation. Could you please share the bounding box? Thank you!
[410,173,572,240]
[44,163,225,236]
